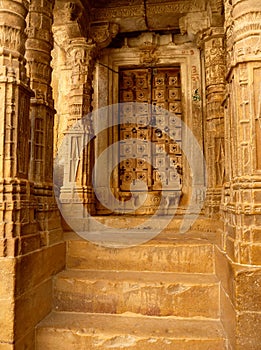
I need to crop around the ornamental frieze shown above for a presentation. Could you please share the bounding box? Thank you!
[26,27,53,45]
[147,2,203,16]
[92,5,144,20]
[92,0,206,22]
[0,26,27,52]
[232,12,261,43]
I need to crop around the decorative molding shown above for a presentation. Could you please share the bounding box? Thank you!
[91,1,206,23]
[232,12,261,42]
[92,5,144,21]
[26,27,53,46]
[147,2,204,16]
[0,25,27,53]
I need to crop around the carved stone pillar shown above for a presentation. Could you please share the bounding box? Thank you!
[0,0,33,347]
[26,0,54,182]
[59,38,97,217]
[52,18,119,221]
[200,28,226,216]
[0,0,37,257]
[26,0,62,244]
[220,1,261,347]
[221,0,261,265]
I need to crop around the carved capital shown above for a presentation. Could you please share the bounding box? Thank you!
[66,38,97,67]
[206,38,226,87]
[53,1,89,43]
[0,0,29,55]
[90,22,119,49]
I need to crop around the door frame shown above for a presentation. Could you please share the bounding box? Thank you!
[92,33,205,215]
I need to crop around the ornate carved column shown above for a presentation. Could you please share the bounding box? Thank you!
[26,0,54,182]
[53,16,119,220]
[0,2,34,346]
[59,38,97,217]
[221,0,261,265]
[219,3,261,347]
[0,0,37,257]
[179,10,225,217]
[200,28,226,216]
[26,0,62,244]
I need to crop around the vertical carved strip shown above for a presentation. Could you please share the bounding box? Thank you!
[0,0,37,257]
[26,0,55,183]
[0,0,31,180]
[201,28,226,216]
[253,67,261,170]
[25,0,62,246]
[59,38,97,216]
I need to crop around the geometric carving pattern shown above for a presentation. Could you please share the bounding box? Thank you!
[215,137,225,186]
[119,67,182,194]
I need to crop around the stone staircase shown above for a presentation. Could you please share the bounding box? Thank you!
[36,218,228,349]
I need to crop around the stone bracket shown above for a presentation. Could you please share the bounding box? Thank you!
[179,12,210,38]
[90,22,119,49]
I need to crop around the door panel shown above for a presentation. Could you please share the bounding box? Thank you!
[119,67,182,199]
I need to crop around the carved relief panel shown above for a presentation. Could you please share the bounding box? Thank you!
[119,67,182,196]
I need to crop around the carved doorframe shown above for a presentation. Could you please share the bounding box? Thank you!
[93,34,205,215]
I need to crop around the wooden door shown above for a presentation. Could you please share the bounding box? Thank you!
[119,67,182,202]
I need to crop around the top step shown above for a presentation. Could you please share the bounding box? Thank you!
[65,216,220,274]
[66,231,216,274]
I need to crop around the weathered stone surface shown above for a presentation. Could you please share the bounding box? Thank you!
[36,312,227,350]
[0,258,15,299]
[234,267,261,312]
[19,233,41,256]
[15,279,52,341]
[54,270,219,318]
[67,238,214,273]
[220,287,236,350]
[215,246,234,298]
[0,300,14,343]
[236,312,261,350]
[0,344,14,350]
[14,329,35,350]
[15,243,65,297]
[0,259,15,345]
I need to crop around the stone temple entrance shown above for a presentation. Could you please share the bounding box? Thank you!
[92,33,206,216]
[2,0,261,349]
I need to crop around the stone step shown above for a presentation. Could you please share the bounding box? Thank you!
[53,270,220,318]
[66,235,215,273]
[36,311,227,350]
[73,216,222,234]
